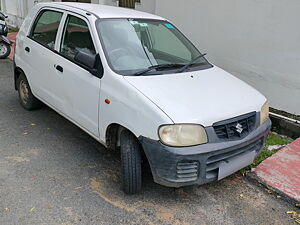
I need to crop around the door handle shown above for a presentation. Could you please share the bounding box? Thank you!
[25,47,30,52]
[55,65,63,73]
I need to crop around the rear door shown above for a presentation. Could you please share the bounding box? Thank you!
[54,13,101,137]
[24,9,65,109]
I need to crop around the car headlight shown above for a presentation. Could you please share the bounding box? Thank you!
[158,124,208,147]
[260,102,269,125]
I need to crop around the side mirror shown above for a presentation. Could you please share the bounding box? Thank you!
[74,50,104,78]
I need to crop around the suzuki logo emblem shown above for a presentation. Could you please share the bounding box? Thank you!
[235,123,244,134]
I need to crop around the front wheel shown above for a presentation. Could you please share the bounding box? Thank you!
[0,41,11,59]
[120,130,142,194]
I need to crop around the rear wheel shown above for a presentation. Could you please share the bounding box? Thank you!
[120,130,142,194]
[0,41,11,59]
[17,73,41,110]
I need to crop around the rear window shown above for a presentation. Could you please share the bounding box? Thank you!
[30,10,63,49]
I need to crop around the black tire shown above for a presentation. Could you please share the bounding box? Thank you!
[120,130,142,194]
[0,41,11,59]
[17,73,41,110]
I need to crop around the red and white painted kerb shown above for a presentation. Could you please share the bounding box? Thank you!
[253,138,300,202]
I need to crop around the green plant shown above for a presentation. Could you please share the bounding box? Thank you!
[9,29,19,33]
[240,134,291,174]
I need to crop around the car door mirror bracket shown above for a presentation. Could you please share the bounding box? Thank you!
[74,51,104,78]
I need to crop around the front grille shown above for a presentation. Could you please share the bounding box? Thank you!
[213,112,256,141]
[206,138,264,179]
[176,161,199,182]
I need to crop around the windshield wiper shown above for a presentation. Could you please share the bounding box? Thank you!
[177,53,207,73]
[134,63,184,76]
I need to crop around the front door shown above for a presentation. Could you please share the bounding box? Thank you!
[54,13,101,137]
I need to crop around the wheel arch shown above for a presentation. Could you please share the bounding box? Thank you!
[105,123,141,150]
[14,65,25,90]
[105,123,123,151]
[105,123,148,158]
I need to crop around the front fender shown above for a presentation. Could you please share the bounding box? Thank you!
[99,73,174,143]
[0,35,11,45]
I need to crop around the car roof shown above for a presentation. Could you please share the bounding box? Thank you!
[46,2,165,20]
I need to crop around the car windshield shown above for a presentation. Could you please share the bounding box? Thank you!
[96,19,212,76]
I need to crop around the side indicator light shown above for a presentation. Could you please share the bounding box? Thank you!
[105,99,111,104]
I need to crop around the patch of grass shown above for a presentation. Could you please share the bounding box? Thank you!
[265,134,290,146]
[240,134,291,174]
[8,29,18,33]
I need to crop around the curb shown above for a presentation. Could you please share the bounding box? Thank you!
[248,138,300,204]
[270,114,300,140]
[247,172,299,205]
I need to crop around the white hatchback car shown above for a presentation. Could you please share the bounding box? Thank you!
[14,2,271,194]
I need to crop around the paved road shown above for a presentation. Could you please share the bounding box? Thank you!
[0,60,298,225]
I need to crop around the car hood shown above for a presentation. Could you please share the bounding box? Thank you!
[124,66,266,127]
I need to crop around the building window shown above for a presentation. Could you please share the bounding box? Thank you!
[119,0,140,9]
[61,0,92,3]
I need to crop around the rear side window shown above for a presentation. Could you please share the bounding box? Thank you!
[30,10,63,50]
[60,15,96,60]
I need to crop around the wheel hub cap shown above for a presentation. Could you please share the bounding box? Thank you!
[0,42,8,56]
[19,80,29,104]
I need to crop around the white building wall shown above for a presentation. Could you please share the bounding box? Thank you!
[1,0,20,27]
[1,0,53,27]
[1,0,117,27]
[155,0,300,115]
[135,0,155,14]
[5,0,18,15]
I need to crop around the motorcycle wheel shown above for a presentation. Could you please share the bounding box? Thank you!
[0,41,11,59]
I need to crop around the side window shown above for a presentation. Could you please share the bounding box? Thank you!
[60,15,96,60]
[30,10,63,50]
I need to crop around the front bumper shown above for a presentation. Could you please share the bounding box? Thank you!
[139,119,271,188]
